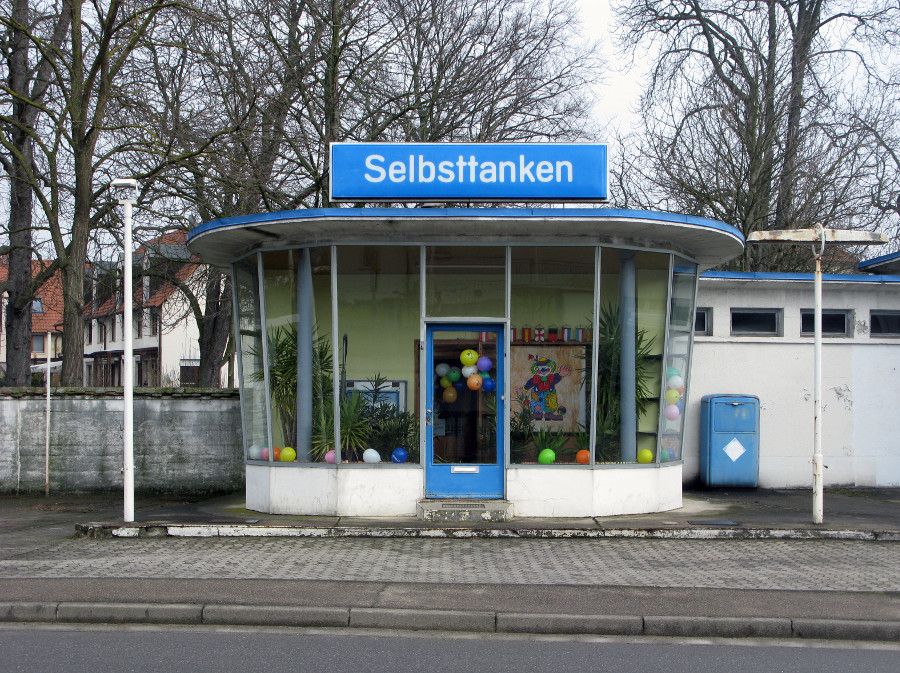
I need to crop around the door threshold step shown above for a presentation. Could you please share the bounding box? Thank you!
[417,499,513,523]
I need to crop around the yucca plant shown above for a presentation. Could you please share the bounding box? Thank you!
[582,302,658,462]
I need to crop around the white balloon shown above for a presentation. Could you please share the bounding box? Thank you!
[666,375,684,390]
[435,363,450,376]
[461,364,478,378]
[247,444,263,460]
[363,448,381,463]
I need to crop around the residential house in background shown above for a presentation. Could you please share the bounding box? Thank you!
[83,231,218,387]
[0,258,64,382]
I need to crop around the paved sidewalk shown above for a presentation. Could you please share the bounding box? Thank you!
[1,488,899,641]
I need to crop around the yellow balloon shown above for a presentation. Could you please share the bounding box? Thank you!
[664,388,681,404]
[460,349,479,367]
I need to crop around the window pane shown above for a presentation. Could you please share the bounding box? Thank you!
[425,246,504,317]
[510,247,594,465]
[659,259,698,464]
[594,250,667,464]
[338,246,420,463]
[263,250,299,453]
[871,311,900,336]
[234,256,268,461]
[800,310,850,336]
[731,309,780,335]
[695,308,710,335]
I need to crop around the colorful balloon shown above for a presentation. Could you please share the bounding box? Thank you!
[452,379,467,392]
[461,364,478,378]
[666,366,681,379]
[391,448,408,463]
[363,448,381,463]
[273,447,281,461]
[467,373,483,390]
[637,449,654,464]
[476,356,492,372]
[482,378,497,392]
[538,449,556,464]
[435,363,450,377]
[247,444,263,460]
[664,388,681,404]
[447,367,462,382]
[667,375,684,390]
[324,450,336,464]
[280,447,297,462]
[664,404,681,421]
[442,387,458,403]
[576,449,590,464]
[260,448,269,461]
[460,349,479,366]
[439,376,451,388]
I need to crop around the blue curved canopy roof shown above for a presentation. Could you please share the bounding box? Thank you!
[186,207,744,268]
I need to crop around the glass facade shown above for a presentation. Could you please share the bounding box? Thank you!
[234,245,698,469]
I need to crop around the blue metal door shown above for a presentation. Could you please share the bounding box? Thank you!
[425,324,505,499]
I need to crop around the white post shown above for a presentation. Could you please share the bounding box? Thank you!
[812,227,824,524]
[44,331,51,496]
[113,178,138,523]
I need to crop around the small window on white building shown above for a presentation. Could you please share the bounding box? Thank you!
[695,308,711,336]
[86,320,92,344]
[871,311,900,337]
[731,308,782,336]
[800,309,852,337]
[32,334,45,353]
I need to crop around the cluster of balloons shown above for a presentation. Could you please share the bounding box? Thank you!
[248,445,297,462]
[659,447,678,462]
[663,366,685,422]
[436,349,495,403]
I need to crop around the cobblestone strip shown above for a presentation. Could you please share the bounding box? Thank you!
[0,537,898,592]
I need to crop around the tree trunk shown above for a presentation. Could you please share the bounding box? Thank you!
[196,271,232,387]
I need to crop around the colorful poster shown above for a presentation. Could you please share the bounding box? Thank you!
[510,345,587,432]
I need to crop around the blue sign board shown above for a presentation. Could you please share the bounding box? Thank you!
[330,143,607,202]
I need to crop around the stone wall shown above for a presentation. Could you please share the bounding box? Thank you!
[0,389,244,494]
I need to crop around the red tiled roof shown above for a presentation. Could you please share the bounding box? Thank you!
[0,258,64,334]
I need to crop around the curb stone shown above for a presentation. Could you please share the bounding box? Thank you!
[2,601,899,642]
[74,523,900,541]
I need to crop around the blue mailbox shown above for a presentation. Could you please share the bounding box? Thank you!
[700,395,760,487]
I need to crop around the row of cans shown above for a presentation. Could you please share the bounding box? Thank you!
[479,327,593,343]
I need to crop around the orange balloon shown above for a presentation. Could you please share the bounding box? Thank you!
[576,449,590,464]
[442,387,458,403]
[273,447,281,461]
[466,374,483,390]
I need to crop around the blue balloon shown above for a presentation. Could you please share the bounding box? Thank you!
[452,379,466,391]
[482,378,497,392]
[391,448,408,463]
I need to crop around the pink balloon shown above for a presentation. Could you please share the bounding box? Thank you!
[664,404,681,421]
[324,450,336,464]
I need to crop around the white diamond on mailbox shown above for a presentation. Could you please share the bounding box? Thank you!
[723,438,746,462]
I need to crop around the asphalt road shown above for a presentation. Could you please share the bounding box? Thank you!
[2,625,899,673]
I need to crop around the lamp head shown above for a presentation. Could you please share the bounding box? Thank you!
[110,178,138,202]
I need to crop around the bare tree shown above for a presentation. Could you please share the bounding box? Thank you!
[0,0,69,385]
[613,0,899,270]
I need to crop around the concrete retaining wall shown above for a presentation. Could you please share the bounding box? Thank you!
[0,389,243,494]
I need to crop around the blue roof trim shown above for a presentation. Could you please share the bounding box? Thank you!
[701,270,900,283]
[186,207,744,243]
[858,250,900,270]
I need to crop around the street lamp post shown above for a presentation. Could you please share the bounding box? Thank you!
[747,226,887,524]
[111,178,138,523]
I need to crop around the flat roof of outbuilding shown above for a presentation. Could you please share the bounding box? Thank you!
[186,207,744,269]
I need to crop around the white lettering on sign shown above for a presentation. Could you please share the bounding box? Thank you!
[363,154,574,185]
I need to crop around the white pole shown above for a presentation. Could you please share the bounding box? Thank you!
[113,179,138,523]
[812,230,824,524]
[44,331,51,496]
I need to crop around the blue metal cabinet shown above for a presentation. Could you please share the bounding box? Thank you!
[700,395,760,487]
